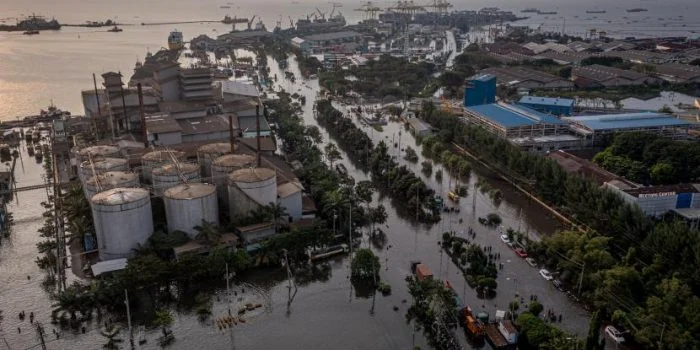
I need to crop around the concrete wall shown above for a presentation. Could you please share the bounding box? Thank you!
[240,226,276,245]
[182,131,230,144]
[150,131,182,146]
[279,191,303,221]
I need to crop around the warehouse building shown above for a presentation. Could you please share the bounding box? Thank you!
[654,63,700,83]
[464,74,496,107]
[571,65,662,88]
[517,96,574,116]
[477,67,573,90]
[463,103,581,152]
[605,182,700,218]
[564,112,696,145]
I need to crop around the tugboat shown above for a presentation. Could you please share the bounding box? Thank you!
[107,25,123,32]
[168,30,183,50]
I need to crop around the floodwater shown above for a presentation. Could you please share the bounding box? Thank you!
[0,55,591,349]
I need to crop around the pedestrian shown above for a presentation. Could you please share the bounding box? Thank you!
[17,327,21,334]
[559,314,562,322]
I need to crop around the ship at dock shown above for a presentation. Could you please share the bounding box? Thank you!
[0,14,60,32]
[294,5,345,33]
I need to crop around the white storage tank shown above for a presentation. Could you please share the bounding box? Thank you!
[78,145,120,161]
[228,167,277,218]
[211,154,256,205]
[152,163,200,196]
[85,171,140,201]
[197,143,234,178]
[164,183,219,238]
[79,157,128,185]
[141,150,185,183]
[91,188,153,261]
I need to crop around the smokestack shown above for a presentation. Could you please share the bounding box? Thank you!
[92,73,102,118]
[119,71,129,133]
[229,114,236,154]
[137,83,148,148]
[256,104,261,168]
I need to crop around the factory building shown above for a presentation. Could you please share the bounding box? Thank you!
[517,96,574,116]
[605,182,700,218]
[464,74,496,107]
[564,112,696,145]
[463,103,581,152]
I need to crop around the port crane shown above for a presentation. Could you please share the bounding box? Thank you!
[328,2,343,18]
[315,8,326,21]
[354,1,383,21]
[246,15,256,30]
[387,1,425,16]
[424,0,452,15]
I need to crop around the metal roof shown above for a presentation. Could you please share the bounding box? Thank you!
[565,112,693,131]
[91,258,128,276]
[519,96,574,107]
[164,183,216,200]
[220,81,259,97]
[470,73,496,82]
[466,103,565,128]
[302,31,361,42]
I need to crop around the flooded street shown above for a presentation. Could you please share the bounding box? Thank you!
[1,53,589,350]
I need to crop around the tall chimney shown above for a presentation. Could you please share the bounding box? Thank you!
[256,104,261,168]
[229,114,236,154]
[137,83,148,148]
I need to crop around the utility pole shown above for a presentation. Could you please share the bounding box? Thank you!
[577,262,585,296]
[93,73,102,118]
[255,104,261,167]
[137,83,148,148]
[119,72,129,133]
[34,323,47,350]
[125,289,134,349]
[228,114,236,154]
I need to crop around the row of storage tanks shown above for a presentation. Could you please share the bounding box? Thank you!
[76,143,280,261]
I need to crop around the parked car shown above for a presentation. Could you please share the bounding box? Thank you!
[525,257,537,267]
[552,279,565,292]
[539,269,553,281]
[500,235,510,244]
[514,248,528,258]
[605,325,625,344]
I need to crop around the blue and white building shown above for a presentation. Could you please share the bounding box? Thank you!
[517,96,574,116]
[564,112,696,145]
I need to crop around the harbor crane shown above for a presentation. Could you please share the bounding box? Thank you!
[247,15,256,30]
[387,0,425,15]
[355,1,383,21]
[328,2,343,17]
[424,0,452,15]
[315,8,326,20]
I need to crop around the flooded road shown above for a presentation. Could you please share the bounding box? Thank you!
[1,53,588,350]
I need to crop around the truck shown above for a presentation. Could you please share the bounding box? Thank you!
[411,262,433,282]
[498,320,519,345]
[461,307,485,341]
[485,323,514,349]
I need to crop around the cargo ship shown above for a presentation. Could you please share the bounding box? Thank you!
[521,8,539,13]
[586,10,607,14]
[537,10,558,15]
[626,8,648,12]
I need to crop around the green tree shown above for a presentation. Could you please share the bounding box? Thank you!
[351,248,380,283]
[324,142,342,168]
[193,220,222,244]
[585,310,604,350]
[528,300,544,317]
[649,162,676,184]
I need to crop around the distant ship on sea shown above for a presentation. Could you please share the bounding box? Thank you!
[0,14,60,32]
[626,8,648,13]
[586,10,607,14]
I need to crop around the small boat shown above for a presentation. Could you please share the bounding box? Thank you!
[23,30,39,35]
[107,26,123,32]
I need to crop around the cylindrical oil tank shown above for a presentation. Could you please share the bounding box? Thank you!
[78,145,120,161]
[152,163,200,196]
[164,183,219,238]
[79,157,128,186]
[227,167,277,218]
[85,171,140,201]
[141,150,185,183]
[211,154,256,206]
[91,188,153,261]
[197,143,235,178]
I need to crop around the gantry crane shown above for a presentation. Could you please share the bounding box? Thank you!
[355,1,383,21]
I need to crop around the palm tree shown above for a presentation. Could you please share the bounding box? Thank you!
[101,323,123,350]
[265,202,288,233]
[193,220,222,245]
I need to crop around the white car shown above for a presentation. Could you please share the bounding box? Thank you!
[500,235,510,244]
[539,269,553,281]
[605,326,625,344]
[525,257,537,267]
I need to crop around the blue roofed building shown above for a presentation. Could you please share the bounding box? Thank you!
[463,103,582,152]
[464,74,496,107]
[517,96,574,116]
[564,112,696,145]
